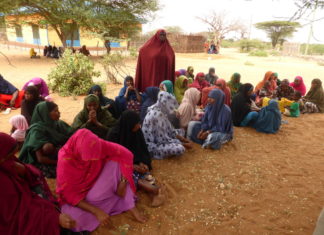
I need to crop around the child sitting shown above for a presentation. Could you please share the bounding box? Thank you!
[9,115,29,149]
[284,91,302,117]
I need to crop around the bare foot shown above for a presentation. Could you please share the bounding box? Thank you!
[59,213,76,229]
[129,208,147,223]
[151,188,166,207]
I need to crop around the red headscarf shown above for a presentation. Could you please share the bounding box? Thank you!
[215,79,231,106]
[255,71,277,93]
[56,129,135,206]
[290,76,306,96]
[189,72,210,92]
[0,132,60,235]
[135,29,175,92]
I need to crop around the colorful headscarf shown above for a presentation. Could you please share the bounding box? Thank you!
[178,88,201,128]
[215,78,231,106]
[304,78,324,112]
[22,77,49,98]
[56,129,135,206]
[161,80,174,94]
[9,115,29,142]
[227,73,242,97]
[174,75,188,103]
[255,71,277,93]
[189,72,210,91]
[290,76,307,96]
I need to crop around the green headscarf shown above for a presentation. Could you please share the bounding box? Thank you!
[19,101,72,164]
[227,73,242,97]
[186,66,194,83]
[161,80,174,95]
[305,78,324,112]
[72,94,117,138]
[174,75,188,103]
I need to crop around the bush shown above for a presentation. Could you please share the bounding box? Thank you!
[269,50,281,56]
[221,39,239,48]
[239,39,269,52]
[101,52,128,84]
[244,61,254,66]
[249,50,268,57]
[48,49,100,96]
[300,44,324,55]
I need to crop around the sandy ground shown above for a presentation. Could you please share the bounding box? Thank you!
[1,47,324,235]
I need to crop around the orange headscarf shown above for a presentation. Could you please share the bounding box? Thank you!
[255,71,277,93]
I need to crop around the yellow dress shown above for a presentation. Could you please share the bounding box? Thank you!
[262,97,293,113]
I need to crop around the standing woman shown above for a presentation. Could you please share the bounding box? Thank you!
[142,91,191,160]
[290,76,307,96]
[72,94,116,139]
[231,83,259,127]
[189,72,210,92]
[227,73,242,97]
[88,84,119,119]
[187,89,233,150]
[19,101,72,178]
[135,29,175,92]
[57,129,146,233]
[178,88,201,129]
[115,76,142,114]
[174,75,189,104]
[303,78,324,113]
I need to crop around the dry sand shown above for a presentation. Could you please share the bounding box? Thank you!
[0,47,324,235]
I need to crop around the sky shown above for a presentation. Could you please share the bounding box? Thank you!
[142,0,324,44]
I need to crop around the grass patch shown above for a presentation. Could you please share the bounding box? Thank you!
[249,50,268,57]
[244,61,255,66]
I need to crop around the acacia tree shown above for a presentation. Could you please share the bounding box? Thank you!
[0,0,158,47]
[197,11,246,44]
[255,21,300,48]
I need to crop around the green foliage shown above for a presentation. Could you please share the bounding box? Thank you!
[0,0,159,47]
[300,44,324,55]
[255,21,301,48]
[269,50,281,56]
[164,26,184,35]
[249,50,268,57]
[244,61,255,66]
[48,49,100,96]
[221,39,239,48]
[239,39,269,52]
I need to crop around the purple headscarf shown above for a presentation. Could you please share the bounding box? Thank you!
[201,89,233,135]
[22,77,49,98]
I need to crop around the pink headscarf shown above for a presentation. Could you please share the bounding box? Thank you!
[290,76,306,96]
[9,115,29,142]
[56,129,135,206]
[189,72,210,91]
[22,77,49,98]
[215,79,231,106]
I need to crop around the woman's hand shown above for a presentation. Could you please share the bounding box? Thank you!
[59,214,76,229]
[198,131,209,140]
[93,208,110,226]
[88,110,97,123]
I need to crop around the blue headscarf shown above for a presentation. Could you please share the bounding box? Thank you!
[118,76,137,100]
[140,87,160,122]
[253,99,281,134]
[201,89,233,135]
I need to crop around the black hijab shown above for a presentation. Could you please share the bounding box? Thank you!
[21,86,44,124]
[107,110,152,169]
[231,83,253,126]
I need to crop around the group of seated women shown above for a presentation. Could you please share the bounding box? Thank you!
[1,68,324,234]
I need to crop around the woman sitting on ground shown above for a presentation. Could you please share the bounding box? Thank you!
[178,88,201,129]
[140,86,160,123]
[257,81,274,105]
[174,75,188,104]
[227,73,242,97]
[142,91,192,160]
[303,78,324,113]
[187,89,233,150]
[19,101,72,178]
[107,110,165,207]
[274,79,295,100]
[215,78,231,106]
[159,80,174,95]
[254,71,277,95]
[0,133,76,235]
[57,129,146,233]
[290,76,306,96]
[205,67,218,85]
[21,85,45,124]
[231,83,259,127]
[189,72,210,92]
[0,74,24,111]
[115,76,142,114]
[9,115,29,149]
[22,77,50,100]
[253,99,281,134]
[88,84,120,119]
[186,66,195,84]
[72,94,116,139]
